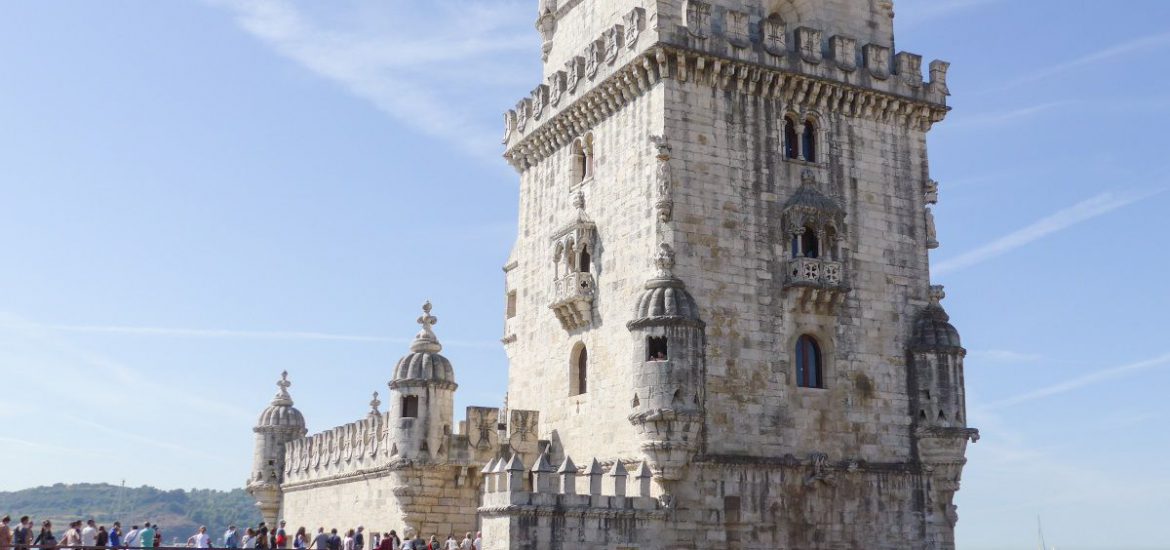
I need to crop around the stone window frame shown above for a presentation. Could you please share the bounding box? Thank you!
[570,341,589,396]
[789,331,832,390]
[781,111,826,165]
[569,132,596,186]
[505,290,518,319]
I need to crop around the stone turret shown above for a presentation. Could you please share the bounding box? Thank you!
[388,301,457,462]
[910,285,979,549]
[248,371,307,526]
[626,244,705,482]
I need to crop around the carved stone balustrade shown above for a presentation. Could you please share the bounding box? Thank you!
[784,257,848,314]
[550,272,595,330]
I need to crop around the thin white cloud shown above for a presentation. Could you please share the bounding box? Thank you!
[946,100,1077,129]
[981,351,1170,410]
[969,349,1045,364]
[896,0,1002,28]
[208,0,532,162]
[933,190,1152,275]
[1,320,500,349]
[981,31,1170,93]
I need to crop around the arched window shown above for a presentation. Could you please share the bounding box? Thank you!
[802,120,817,162]
[571,344,589,395]
[579,247,591,273]
[791,228,819,258]
[401,395,419,418]
[795,335,824,388]
[783,117,799,159]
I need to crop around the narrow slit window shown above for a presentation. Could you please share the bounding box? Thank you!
[506,291,518,319]
[572,345,589,396]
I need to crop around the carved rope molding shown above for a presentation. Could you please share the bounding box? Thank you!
[503,45,950,172]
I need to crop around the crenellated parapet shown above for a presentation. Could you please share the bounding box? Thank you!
[478,454,665,550]
[503,9,950,170]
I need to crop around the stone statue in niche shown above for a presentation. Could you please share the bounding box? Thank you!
[650,135,673,222]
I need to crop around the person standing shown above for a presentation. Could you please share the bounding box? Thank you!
[472,533,481,550]
[34,520,57,550]
[443,535,458,550]
[0,516,13,550]
[352,527,363,550]
[223,525,239,549]
[325,530,339,550]
[274,522,287,550]
[13,516,32,550]
[379,531,397,550]
[457,533,471,550]
[308,529,327,550]
[242,529,257,549]
[96,525,109,547]
[138,523,155,550]
[124,526,140,549]
[60,521,82,550]
[109,523,122,548]
[255,524,268,550]
[292,528,306,550]
[341,530,354,550]
[192,527,211,549]
[82,520,98,548]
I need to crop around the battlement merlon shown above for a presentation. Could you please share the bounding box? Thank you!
[503,13,950,170]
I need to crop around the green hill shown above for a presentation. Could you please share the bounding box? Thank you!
[0,483,261,544]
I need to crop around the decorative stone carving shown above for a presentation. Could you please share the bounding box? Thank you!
[531,84,549,121]
[831,35,857,71]
[369,391,381,418]
[806,452,835,486]
[623,8,644,49]
[515,98,531,132]
[797,27,823,63]
[726,10,749,47]
[896,52,923,87]
[762,15,786,56]
[605,25,623,65]
[549,191,597,331]
[536,2,556,62]
[502,110,515,144]
[548,70,566,107]
[864,44,890,79]
[585,40,602,80]
[650,135,673,223]
[925,179,939,249]
[565,56,584,93]
[684,0,711,39]
[929,60,951,96]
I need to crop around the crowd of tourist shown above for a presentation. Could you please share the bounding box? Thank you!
[0,516,482,550]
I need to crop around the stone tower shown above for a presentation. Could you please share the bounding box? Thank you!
[248,371,307,526]
[496,0,977,547]
[387,301,457,462]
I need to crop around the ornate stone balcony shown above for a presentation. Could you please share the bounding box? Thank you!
[549,271,595,330]
[784,257,848,314]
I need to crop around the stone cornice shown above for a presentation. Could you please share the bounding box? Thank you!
[503,44,950,172]
[281,462,461,492]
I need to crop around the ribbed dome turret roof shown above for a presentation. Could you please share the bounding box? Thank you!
[628,244,705,329]
[912,286,964,352]
[390,302,457,389]
[256,371,307,431]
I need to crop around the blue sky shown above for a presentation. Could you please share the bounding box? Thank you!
[1,1,1168,549]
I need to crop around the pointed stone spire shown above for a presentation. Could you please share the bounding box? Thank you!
[481,457,500,493]
[505,453,528,492]
[634,460,654,497]
[585,458,605,495]
[410,301,442,353]
[558,456,578,495]
[609,460,628,497]
[531,453,556,493]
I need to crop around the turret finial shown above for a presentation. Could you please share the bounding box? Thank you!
[654,243,676,276]
[930,285,946,305]
[369,391,381,417]
[272,371,293,405]
[410,301,443,353]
